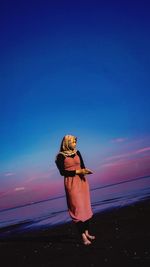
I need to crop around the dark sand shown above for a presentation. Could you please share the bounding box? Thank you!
[0,198,150,267]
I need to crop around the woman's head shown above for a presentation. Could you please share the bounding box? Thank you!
[55,134,77,161]
[60,135,77,152]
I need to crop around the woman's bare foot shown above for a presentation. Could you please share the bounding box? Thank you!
[81,233,92,245]
[85,230,96,240]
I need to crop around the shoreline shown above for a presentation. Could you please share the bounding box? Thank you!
[1,197,150,266]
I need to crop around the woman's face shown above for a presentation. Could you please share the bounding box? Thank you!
[68,137,77,150]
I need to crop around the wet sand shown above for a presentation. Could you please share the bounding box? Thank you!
[0,198,150,267]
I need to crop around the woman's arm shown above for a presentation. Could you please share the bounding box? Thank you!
[55,151,93,177]
[55,154,76,177]
[77,150,85,168]
[76,150,93,175]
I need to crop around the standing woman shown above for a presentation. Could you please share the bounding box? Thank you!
[55,134,95,245]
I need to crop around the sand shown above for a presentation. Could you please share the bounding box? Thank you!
[0,198,150,267]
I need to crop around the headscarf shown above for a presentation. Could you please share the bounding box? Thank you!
[56,135,77,158]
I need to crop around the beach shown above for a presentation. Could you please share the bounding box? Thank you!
[0,198,150,267]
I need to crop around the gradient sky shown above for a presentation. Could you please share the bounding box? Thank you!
[0,0,150,209]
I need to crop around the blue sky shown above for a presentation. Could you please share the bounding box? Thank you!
[0,0,150,208]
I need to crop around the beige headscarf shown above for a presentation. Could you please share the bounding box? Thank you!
[57,135,77,157]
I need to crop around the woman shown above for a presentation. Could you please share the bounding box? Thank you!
[55,134,95,245]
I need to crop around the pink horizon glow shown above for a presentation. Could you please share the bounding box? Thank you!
[1,142,150,210]
[91,155,150,188]
[104,146,150,162]
[0,179,64,210]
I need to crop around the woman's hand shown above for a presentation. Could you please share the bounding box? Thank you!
[76,168,93,175]
[84,168,93,174]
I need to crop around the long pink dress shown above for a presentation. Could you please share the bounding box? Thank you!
[64,154,93,223]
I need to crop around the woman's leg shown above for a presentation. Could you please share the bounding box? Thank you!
[76,220,93,245]
[84,219,95,240]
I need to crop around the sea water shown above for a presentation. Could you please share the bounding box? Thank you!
[0,175,150,237]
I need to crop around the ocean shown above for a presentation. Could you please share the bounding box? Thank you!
[0,175,150,238]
